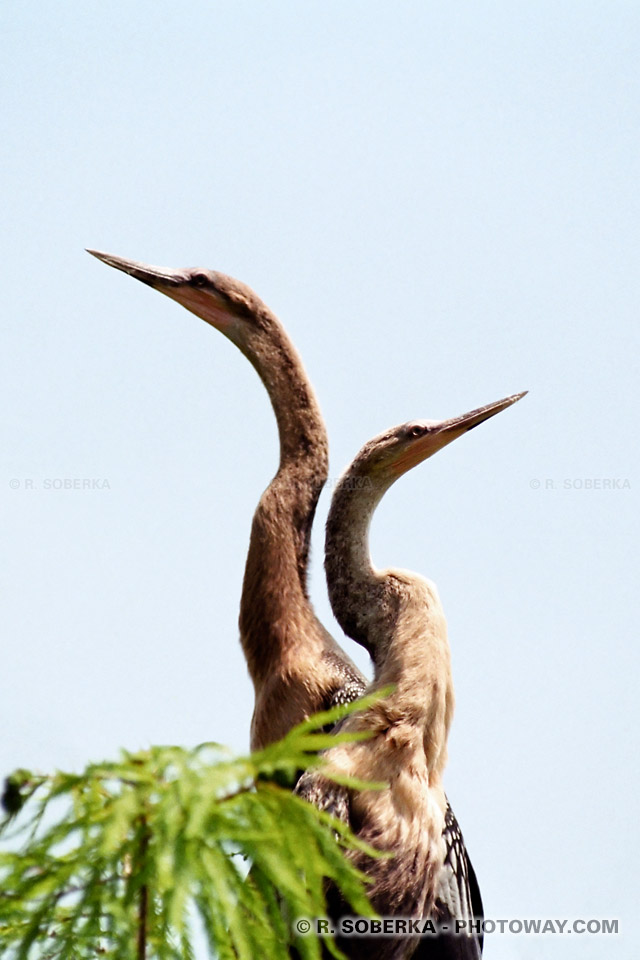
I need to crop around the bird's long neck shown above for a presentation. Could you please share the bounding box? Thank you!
[234,314,327,469]
[326,468,454,774]
[325,469,395,655]
[233,313,330,683]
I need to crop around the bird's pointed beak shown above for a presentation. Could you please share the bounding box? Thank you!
[86,249,238,332]
[435,391,527,442]
[390,392,527,476]
[86,250,186,289]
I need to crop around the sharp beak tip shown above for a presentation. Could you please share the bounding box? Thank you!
[506,390,528,409]
[85,249,140,278]
[488,389,528,421]
[86,248,113,266]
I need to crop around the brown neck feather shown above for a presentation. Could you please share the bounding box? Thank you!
[234,308,330,683]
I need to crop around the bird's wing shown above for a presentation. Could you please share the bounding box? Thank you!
[416,802,483,958]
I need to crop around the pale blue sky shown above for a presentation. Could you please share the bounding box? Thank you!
[2,3,638,957]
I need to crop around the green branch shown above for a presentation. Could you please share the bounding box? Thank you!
[0,699,388,960]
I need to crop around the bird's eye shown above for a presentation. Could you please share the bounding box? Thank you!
[191,273,208,287]
[409,424,426,438]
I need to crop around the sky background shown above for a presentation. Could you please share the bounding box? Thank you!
[2,2,638,957]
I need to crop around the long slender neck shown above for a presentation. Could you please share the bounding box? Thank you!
[234,313,327,470]
[326,465,454,769]
[325,468,397,656]
[233,309,330,682]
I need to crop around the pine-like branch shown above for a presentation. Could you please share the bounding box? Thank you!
[0,698,388,960]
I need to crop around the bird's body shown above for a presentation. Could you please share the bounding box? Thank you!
[298,572,453,960]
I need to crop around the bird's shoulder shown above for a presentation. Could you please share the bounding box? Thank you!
[383,568,442,606]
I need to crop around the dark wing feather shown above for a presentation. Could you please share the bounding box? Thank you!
[322,648,367,709]
[416,803,483,958]
[466,854,483,953]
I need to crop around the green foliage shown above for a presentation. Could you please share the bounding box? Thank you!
[0,696,388,960]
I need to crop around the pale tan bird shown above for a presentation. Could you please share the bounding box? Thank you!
[297,393,525,959]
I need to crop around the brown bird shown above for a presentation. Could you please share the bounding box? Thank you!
[297,393,525,959]
[88,251,493,954]
[86,250,364,749]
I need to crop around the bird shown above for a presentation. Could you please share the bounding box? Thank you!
[86,249,365,749]
[297,392,525,959]
[87,250,494,954]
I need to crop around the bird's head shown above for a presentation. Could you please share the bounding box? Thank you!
[350,392,527,488]
[86,250,268,347]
